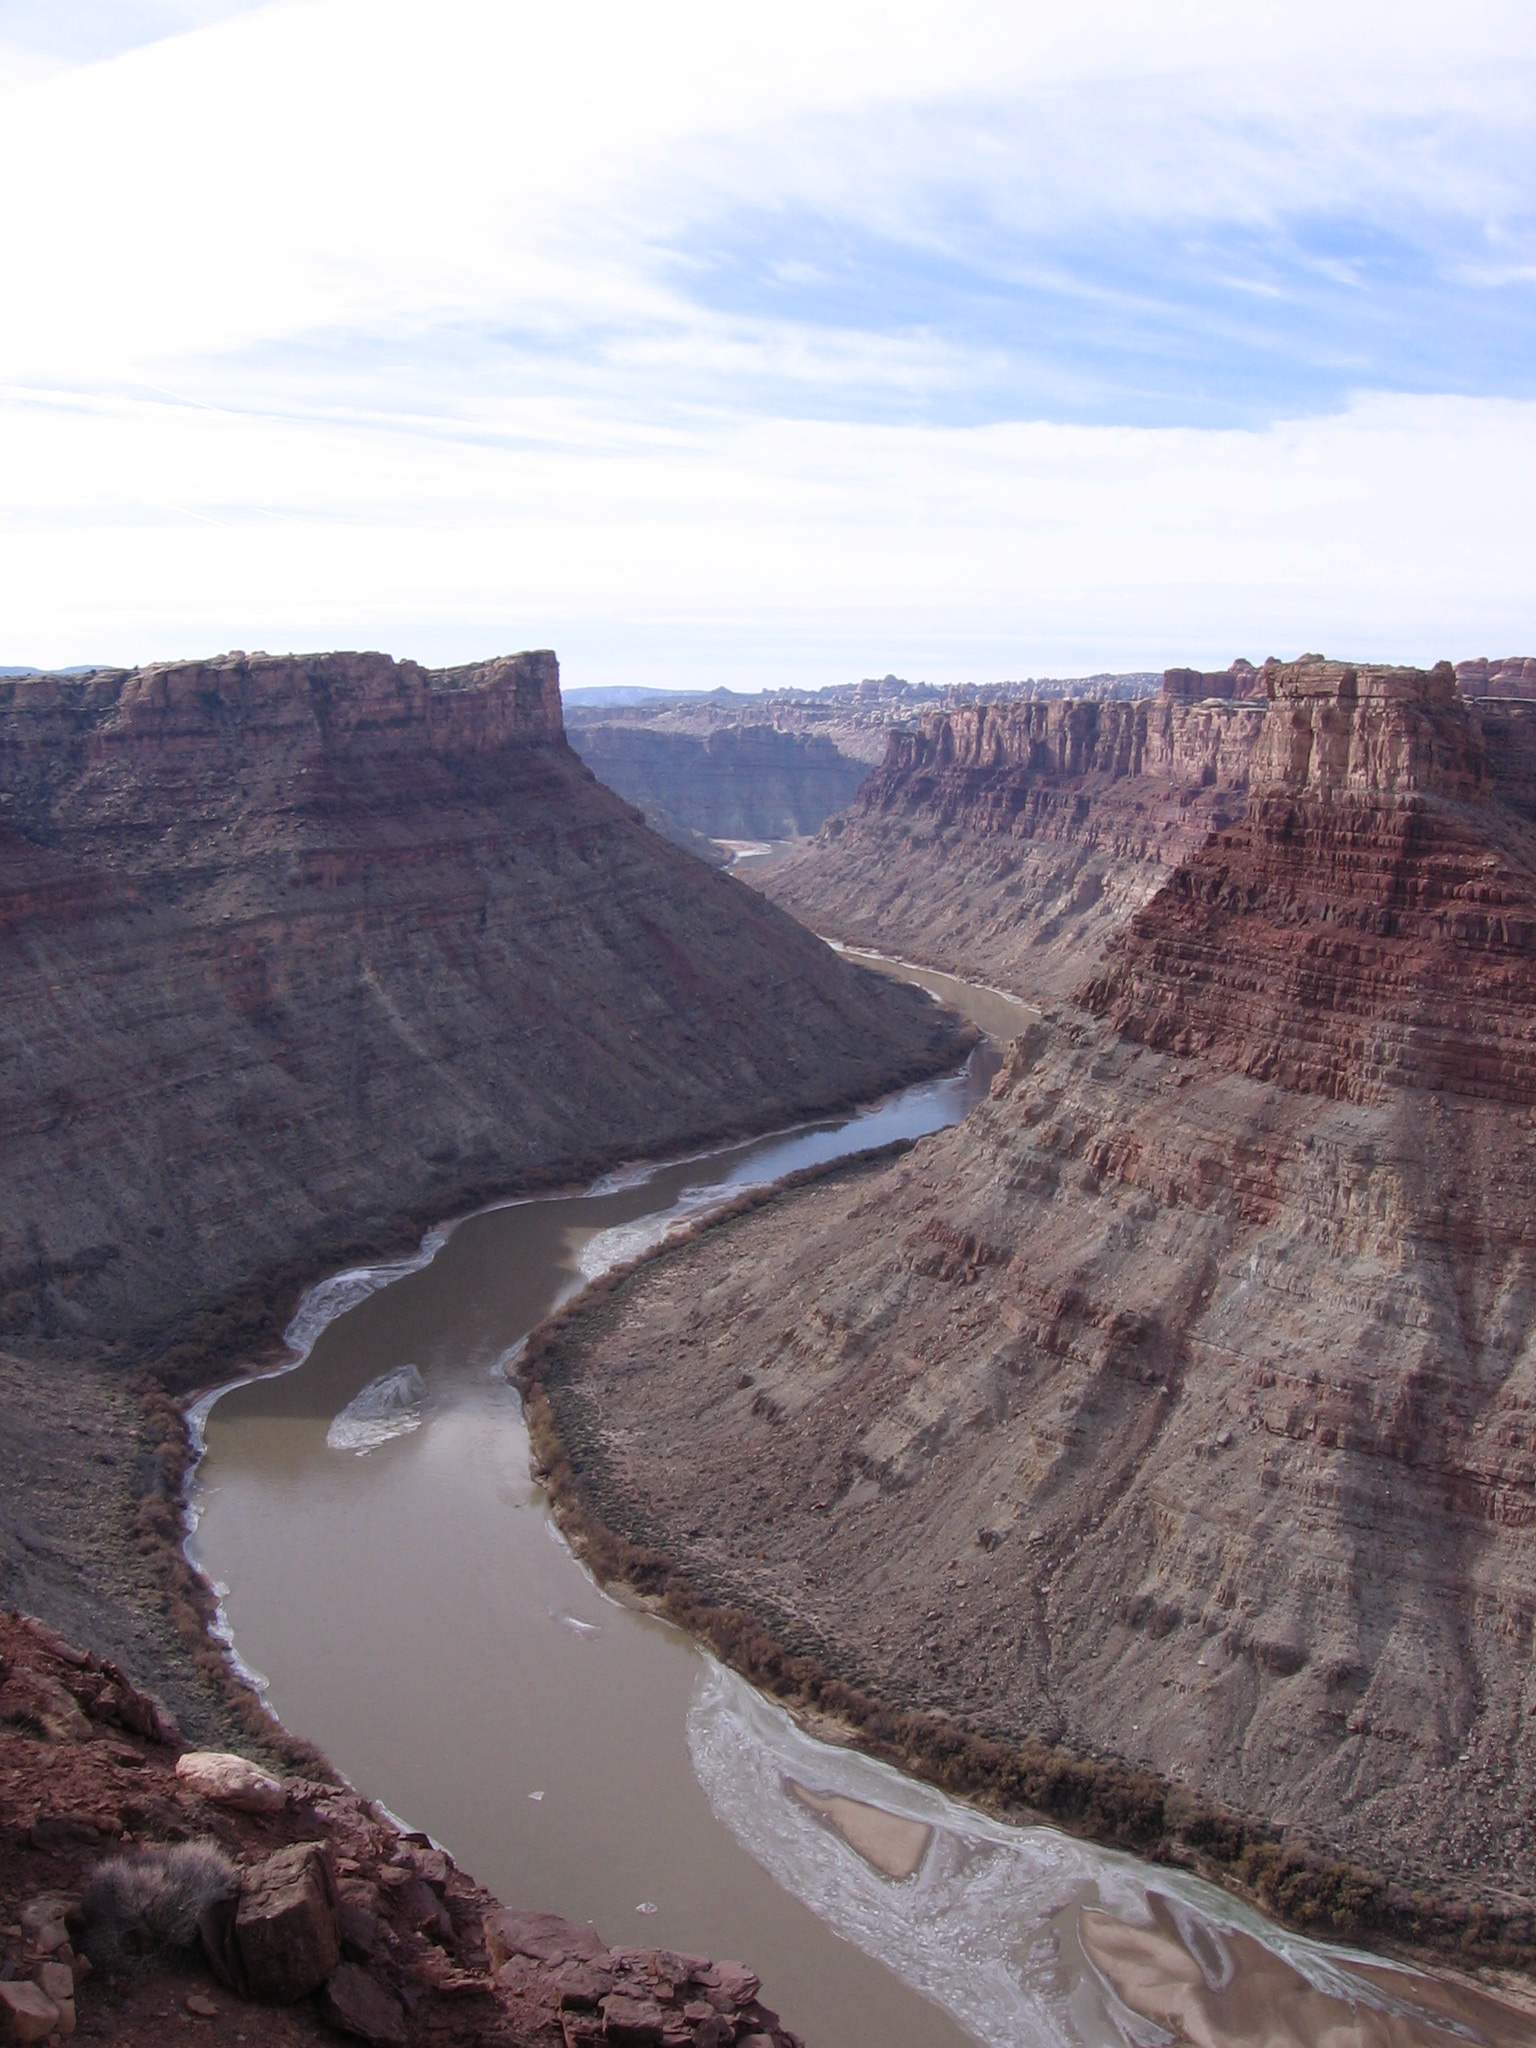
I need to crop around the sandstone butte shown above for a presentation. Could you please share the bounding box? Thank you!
[0,646,970,2047]
[525,655,1536,1982]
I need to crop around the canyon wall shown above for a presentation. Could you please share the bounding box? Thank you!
[761,680,1266,996]
[568,722,869,845]
[547,656,1536,1928]
[0,649,963,1366]
[1085,658,1536,1103]
[1457,656,1536,700]
[564,668,1166,851]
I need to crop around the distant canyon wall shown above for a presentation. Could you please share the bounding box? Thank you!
[762,680,1266,997]
[760,656,1536,1002]
[567,721,872,844]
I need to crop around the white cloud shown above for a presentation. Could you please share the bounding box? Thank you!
[3,379,1530,679]
[0,0,1532,678]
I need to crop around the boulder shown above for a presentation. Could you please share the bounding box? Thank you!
[0,1983,59,2046]
[713,1962,761,2007]
[175,1750,286,1814]
[234,1842,340,2002]
[34,1964,73,2038]
[395,1877,451,1943]
[392,1842,451,1891]
[34,1963,73,2006]
[555,1962,614,2010]
[318,1962,408,2046]
[17,1896,72,1953]
[197,1892,243,1994]
[337,1897,387,1962]
[600,1990,666,2045]
[484,1908,606,1971]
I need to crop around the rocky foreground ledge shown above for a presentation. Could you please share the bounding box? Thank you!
[0,1613,802,2048]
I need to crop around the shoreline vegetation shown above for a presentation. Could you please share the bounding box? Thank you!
[511,1153,1536,1994]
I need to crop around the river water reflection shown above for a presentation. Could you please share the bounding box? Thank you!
[188,956,1530,2048]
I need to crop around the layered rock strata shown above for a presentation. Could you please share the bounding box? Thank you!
[538,658,1536,1943]
[1457,657,1536,701]
[1085,658,1536,1102]
[760,678,1265,997]
[0,649,962,1364]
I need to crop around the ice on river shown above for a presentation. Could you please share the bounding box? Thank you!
[687,1662,1462,2048]
[326,1363,429,1455]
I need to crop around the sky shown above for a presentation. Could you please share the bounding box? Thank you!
[0,0,1533,687]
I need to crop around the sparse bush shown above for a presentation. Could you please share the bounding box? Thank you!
[77,1839,238,1973]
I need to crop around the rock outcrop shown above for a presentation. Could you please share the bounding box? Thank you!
[1085,658,1536,1102]
[1456,656,1536,700]
[537,655,1536,1943]
[0,1612,804,2048]
[0,648,963,1365]
[564,669,1167,854]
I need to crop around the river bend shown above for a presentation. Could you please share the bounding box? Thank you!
[188,956,1525,2048]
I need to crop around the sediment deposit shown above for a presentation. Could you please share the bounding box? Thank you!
[539,657,1536,1953]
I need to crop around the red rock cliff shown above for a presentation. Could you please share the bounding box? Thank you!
[1084,657,1536,1101]
[863,691,1262,847]
[760,688,1264,998]
[1456,656,1536,700]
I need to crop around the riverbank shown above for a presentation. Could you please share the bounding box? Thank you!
[4,1080,985,2048]
[4,1018,975,1761]
[182,1072,1001,2048]
[28,934,1536,2043]
[514,1154,1536,2009]
[0,1610,804,2048]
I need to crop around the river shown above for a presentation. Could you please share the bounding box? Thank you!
[186,954,1530,2048]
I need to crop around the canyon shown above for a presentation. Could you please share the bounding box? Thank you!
[0,649,958,1373]
[563,669,1162,851]
[764,675,1268,997]
[537,655,1536,1971]
[566,724,868,856]
[0,646,967,2029]
[11,637,1536,2040]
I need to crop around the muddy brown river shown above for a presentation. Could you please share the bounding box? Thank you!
[187,955,1533,2048]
